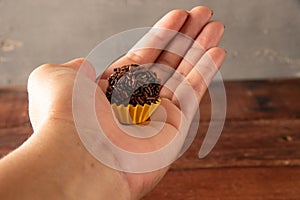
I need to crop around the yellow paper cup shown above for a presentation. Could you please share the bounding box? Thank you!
[111,99,161,124]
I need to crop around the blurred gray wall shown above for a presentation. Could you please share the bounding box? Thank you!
[0,0,299,86]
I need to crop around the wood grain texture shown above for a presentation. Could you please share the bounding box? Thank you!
[143,167,300,200]
[0,87,29,128]
[0,79,300,199]
[0,126,32,158]
[172,119,300,169]
[1,79,300,128]
[200,79,300,121]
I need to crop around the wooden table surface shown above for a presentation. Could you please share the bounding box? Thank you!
[1,79,300,199]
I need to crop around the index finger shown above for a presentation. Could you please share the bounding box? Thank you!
[100,9,188,79]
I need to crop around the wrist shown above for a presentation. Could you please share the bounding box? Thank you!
[38,118,132,200]
[0,117,131,200]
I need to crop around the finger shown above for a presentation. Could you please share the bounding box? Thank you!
[175,20,225,78]
[62,58,85,69]
[27,63,75,130]
[97,79,108,93]
[159,21,225,100]
[100,9,188,79]
[155,6,212,70]
[28,58,97,130]
[172,47,226,110]
[62,58,96,81]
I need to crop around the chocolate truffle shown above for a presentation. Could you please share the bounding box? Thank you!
[106,64,161,106]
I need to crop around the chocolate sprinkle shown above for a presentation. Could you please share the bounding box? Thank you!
[106,64,161,106]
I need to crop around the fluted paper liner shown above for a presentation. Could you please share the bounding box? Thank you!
[111,99,161,124]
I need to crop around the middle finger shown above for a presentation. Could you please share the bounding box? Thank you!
[154,6,213,70]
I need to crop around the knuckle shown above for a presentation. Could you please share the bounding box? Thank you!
[126,51,144,64]
[28,63,59,83]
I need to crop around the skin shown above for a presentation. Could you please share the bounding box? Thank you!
[0,6,225,200]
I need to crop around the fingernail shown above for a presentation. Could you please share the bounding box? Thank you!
[211,10,214,16]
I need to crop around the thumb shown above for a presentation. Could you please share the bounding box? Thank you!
[27,58,96,131]
[62,58,96,81]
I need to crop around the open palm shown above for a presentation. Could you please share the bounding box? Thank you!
[27,6,225,200]
[93,6,225,199]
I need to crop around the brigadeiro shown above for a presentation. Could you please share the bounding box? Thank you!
[106,64,161,124]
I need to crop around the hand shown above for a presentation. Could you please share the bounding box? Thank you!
[95,5,225,198]
[0,6,225,200]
